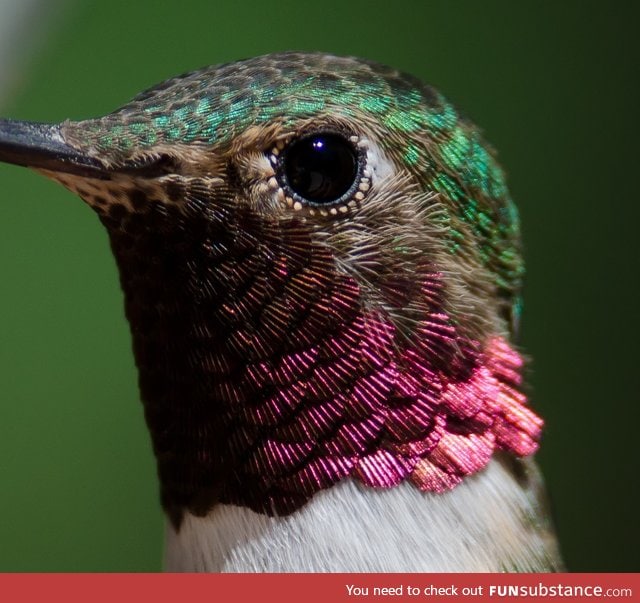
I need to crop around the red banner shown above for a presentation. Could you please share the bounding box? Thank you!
[1,573,637,603]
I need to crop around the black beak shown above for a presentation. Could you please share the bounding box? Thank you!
[0,118,108,178]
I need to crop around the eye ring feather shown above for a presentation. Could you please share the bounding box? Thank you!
[269,129,371,215]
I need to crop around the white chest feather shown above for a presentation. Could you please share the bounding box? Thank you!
[164,458,561,572]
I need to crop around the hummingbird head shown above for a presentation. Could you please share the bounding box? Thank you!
[0,52,540,525]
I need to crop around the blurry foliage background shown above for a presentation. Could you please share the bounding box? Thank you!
[0,0,637,571]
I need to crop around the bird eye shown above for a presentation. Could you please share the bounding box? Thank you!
[276,132,364,206]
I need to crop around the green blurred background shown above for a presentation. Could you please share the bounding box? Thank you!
[0,0,637,572]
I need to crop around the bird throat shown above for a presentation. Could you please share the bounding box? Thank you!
[51,167,542,527]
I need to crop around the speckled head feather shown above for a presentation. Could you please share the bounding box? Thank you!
[30,52,536,525]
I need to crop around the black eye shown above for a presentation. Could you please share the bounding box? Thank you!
[279,133,362,205]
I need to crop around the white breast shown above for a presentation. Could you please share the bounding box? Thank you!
[164,457,561,572]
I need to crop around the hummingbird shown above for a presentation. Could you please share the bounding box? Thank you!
[0,52,561,572]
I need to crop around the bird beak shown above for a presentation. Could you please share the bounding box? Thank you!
[0,118,108,179]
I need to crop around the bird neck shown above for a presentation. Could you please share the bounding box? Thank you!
[163,458,562,572]
[102,204,542,528]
